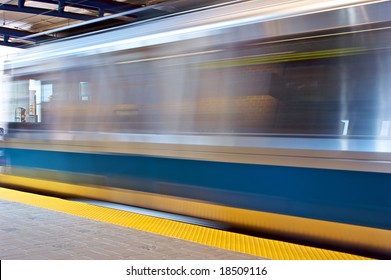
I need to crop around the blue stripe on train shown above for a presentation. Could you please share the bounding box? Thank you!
[5,148,391,230]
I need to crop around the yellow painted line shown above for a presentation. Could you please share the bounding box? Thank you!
[199,47,365,69]
[0,186,371,260]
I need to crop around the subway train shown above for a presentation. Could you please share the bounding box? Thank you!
[1,0,391,258]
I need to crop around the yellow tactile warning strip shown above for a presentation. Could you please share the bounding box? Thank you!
[0,187,371,260]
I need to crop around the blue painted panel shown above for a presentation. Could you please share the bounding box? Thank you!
[5,148,391,229]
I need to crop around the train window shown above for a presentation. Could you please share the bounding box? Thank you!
[5,79,41,124]
[42,84,53,103]
[79,82,90,102]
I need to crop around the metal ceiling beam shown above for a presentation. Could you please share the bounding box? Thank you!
[0,39,28,48]
[9,3,171,42]
[18,0,25,8]
[33,0,140,14]
[0,26,53,48]
[0,4,97,21]
[0,0,227,48]
[0,26,52,41]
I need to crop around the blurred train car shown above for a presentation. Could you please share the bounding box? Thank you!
[1,0,391,257]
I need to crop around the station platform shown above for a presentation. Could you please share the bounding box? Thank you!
[0,187,371,260]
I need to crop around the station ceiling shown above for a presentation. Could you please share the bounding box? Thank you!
[0,0,224,48]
